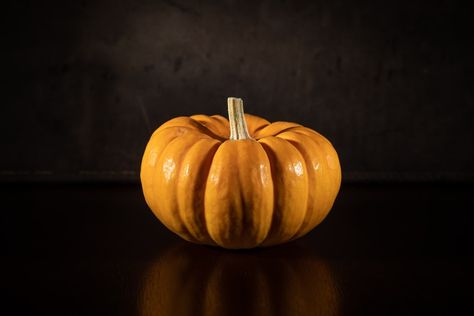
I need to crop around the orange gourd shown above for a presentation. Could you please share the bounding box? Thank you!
[140,97,341,249]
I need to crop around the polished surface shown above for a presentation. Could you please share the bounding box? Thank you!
[2,183,473,315]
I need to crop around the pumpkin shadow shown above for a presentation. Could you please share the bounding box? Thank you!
[138,242,340,316]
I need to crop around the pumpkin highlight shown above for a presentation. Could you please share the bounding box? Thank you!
[140,97,341,249]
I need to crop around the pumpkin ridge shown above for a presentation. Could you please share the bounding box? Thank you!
[271,136,311,238]
[281,130,339,239]
[244,113,271,135]
[294,131,340,225]
[176,138,220,245]
[258,137,309,246]
[148,135,182,229]
[275,132,321,240]
[190,114,230,139]
[198,142,222,246]
[254,141,275,246]
[141,127,191,213]
[254,122,302,139]
[189,116,228,141]
[211,114,230,125]
[202,142,227,247]
[291,129,341,198]
[158,116,226,141]
[257,140,278,245]
[257,141,277,246]
[153,124,214,140]
[251,121,270,134]
[153,135,204,242]
[204,140,274,248]
[273,125,306,137]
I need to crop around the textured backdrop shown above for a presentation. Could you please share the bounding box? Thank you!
[2,0,473,182]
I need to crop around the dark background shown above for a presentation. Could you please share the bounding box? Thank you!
[3,0,473,182]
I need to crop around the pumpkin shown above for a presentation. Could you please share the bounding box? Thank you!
[140,97,341,249]
[139,242,339,316]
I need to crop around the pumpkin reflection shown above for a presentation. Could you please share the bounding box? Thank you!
[139,242,339,316]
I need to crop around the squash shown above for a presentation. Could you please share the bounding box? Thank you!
[140,97,341,249]
[139,242,339,316]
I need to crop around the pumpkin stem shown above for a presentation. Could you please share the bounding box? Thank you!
[227,97,252,140]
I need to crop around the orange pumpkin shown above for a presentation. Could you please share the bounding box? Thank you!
[140,97,341,249]
[139,242,339,316]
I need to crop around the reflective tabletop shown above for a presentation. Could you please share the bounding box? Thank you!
[2,183,473,315]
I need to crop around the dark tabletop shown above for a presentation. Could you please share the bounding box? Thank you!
[2,182,473,315]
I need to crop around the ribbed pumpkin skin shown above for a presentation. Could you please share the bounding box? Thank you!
[140,113,341,249]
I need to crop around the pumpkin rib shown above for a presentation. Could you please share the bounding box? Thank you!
[290,130,340,238]
[176,138,220,246]
[276,131,329,239]
[253,121,302,139]
[156,124,217,141]
[292,129,342,205]
[251,140,275,248]
[278,126,341,235]
[211,115,231,138]
[258,137,309,246]
[202,142,231,247]
[291,127,333,145]
[211,114,230,127]
[157,116,226,141]
[289,127,342,171]
[244,113,271,135]
[300,133,335,236]
[188,116,228,141]
[274,125,308,137]
[147,134,181,230]
[210,115,231,138]
[204,140,274,248]
[271,136,314,235]
[141,127,195,213]
[252,123,269,134]
[256,141,279,246]
[141,132,167,212]
[152,134,208,243]
[209,115,230,128]
[190,114,230,139]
